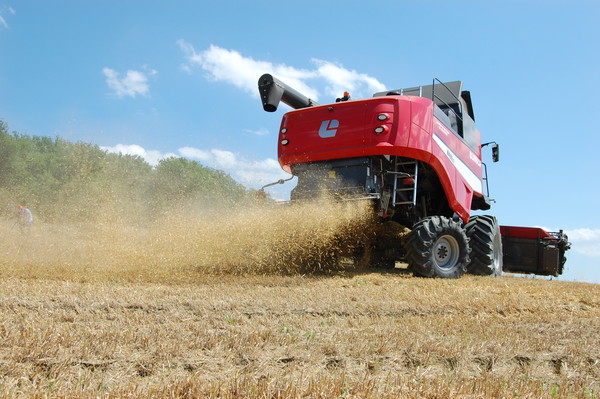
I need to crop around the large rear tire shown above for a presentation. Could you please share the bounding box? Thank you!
[465,215,503,276]
[406,216,470,278]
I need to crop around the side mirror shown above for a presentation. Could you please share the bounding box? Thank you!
[492,143,500,162]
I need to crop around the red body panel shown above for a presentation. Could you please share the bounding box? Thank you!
[500,226,553,240]
[278,96,483,222]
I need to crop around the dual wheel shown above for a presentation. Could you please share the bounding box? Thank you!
[405,215,502,278]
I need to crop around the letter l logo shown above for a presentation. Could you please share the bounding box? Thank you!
[318,120,339,138]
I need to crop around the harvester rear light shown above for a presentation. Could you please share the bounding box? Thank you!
[281,128,288,134]
[281,139,289,146]
[374,126,388,135]
[377,113,389,121]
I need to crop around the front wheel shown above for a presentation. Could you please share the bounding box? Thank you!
[406,216,470,278]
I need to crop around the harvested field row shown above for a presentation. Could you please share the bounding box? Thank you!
[0,275,598,398]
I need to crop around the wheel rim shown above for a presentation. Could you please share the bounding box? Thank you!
[433,234,460,270]
[492,232,502,272]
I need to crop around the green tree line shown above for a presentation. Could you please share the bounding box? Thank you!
[0,120,251,223]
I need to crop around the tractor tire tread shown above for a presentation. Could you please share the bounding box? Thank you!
[405,216,470,279]
[465,215,503,276]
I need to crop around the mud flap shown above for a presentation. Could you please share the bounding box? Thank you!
[500,226,570,277]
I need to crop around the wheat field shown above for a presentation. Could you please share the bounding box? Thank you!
[0,201,598,398]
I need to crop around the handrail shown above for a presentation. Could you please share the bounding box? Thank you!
[482,161,490,198]
[431,78,463,122]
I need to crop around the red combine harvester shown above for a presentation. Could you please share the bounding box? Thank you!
[258,74,570,278]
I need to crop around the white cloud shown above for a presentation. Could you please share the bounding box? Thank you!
[102,67,157,98]
[312,58,387,98]
[178,146,212,161]
[178,41,318,100]
[244,128,270,136]
[177,42,386,103]
[565,228,600,242]
[100,144,176,166]
[0,6,15,29]
[179,146,288,190]
[210,149,237,169]
[236,158,286,187]
[564,228,600,257]
[101,143,291,197]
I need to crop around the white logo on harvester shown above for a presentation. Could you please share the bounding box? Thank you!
[319,120,339,138]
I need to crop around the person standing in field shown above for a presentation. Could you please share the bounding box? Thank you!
[17,205,33,233]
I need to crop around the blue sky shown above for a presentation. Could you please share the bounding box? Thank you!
[1,1,598,283]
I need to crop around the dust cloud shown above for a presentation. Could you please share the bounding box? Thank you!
[0,199,376,282]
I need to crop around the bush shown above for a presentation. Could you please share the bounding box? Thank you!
[0,120,250,223]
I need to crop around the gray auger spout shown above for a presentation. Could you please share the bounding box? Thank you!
[258,74,319,112]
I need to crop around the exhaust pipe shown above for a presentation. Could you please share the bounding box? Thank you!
[258,74,319,112]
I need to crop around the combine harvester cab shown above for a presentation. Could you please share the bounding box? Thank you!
[258,74,570,278]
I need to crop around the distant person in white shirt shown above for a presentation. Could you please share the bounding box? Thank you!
[17,205,33,233]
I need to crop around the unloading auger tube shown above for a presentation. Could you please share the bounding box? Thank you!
[258,74,319,112]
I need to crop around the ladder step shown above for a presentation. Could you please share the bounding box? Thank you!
[395,160,417,164]
[392,157,418,207]
[395,162,417,166]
